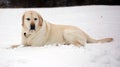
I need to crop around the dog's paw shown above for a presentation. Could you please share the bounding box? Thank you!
[10,45,20,49]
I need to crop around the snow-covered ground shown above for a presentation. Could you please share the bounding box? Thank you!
[0,6,120,67]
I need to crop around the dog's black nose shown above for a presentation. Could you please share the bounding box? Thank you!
[30,24,35,30]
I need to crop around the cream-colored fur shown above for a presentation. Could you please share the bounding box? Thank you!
[21,11,113,47]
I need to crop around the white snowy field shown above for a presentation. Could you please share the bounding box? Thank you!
[0,5,120,67]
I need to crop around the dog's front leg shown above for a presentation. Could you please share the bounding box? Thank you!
[10,45,20,49]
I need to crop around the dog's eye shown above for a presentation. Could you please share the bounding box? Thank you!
[34,18,37,21]
[26,18,30,21]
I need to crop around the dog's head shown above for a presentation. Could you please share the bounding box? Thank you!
[22,11,43,32]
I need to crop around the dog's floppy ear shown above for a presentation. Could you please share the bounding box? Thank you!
[38,14,43,26]
[22,14,25,26]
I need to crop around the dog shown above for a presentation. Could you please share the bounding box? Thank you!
[20,11,113,47]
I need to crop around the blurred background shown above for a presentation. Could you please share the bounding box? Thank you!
[0,0,120,8]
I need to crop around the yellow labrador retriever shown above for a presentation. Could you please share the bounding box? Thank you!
[21,11,113,47]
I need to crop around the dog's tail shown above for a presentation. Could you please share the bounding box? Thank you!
[87,36,113,43]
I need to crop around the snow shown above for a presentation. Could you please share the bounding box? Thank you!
[0,5,120,67]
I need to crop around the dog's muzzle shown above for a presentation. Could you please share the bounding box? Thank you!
[30,24,35,30]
